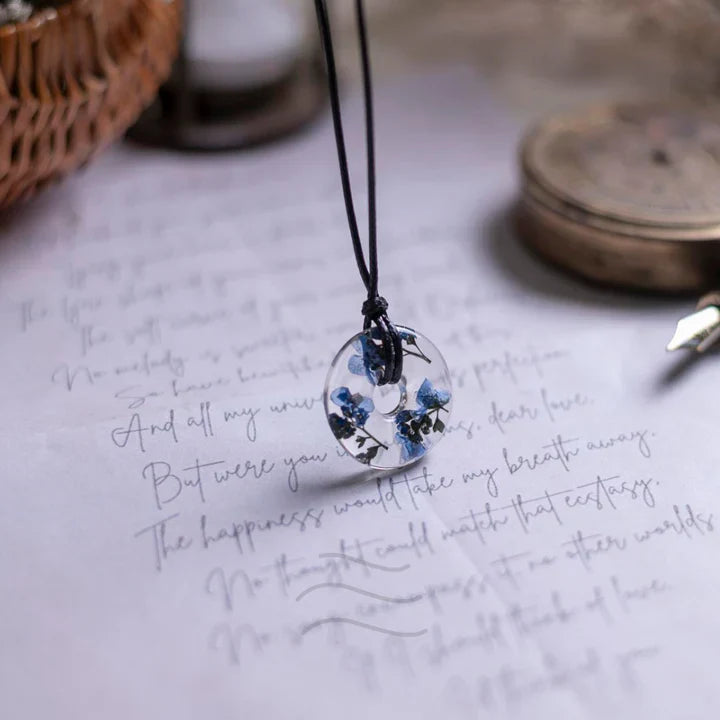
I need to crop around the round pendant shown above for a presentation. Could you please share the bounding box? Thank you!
[324,325,453,468]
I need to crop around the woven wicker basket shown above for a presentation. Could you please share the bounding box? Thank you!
[0,0,181,210]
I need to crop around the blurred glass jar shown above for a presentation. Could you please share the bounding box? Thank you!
[130,0,325,150]
[189,0,306,92]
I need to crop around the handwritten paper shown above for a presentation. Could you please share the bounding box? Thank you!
[2,70,720,719]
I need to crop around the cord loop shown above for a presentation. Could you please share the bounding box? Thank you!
[314,0,403,386]
[361,296,402,385]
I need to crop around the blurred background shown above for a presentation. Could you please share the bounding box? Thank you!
[338,1,720,117]
[5,1,720,209]
[334,3,712,104]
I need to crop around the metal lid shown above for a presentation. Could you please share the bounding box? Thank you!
[517,102,720,292]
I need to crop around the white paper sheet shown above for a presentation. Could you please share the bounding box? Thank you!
[2,69,720,720]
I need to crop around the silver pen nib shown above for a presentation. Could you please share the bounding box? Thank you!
[667,305,720,352]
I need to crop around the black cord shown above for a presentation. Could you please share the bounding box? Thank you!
[314,0,402,386]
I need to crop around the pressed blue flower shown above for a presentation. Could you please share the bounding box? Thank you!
[393,408,425,461]
[395,431,426,462]
[331,387,352,405]
[394,410,416,436]
[328,413,354,440]
[331,386,374,427]
[348,334,385,385]
[416,378,451,411]
[369,326,415,343]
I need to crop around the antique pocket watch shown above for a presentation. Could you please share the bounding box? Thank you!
[518,102,720,292]
[517,102,720,351]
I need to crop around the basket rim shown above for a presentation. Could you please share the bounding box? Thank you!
[0,0,149,39]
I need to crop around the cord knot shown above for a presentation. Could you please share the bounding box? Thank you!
[361,295,389,321]
[361,295,403,386]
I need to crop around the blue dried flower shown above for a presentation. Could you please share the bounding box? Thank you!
[331,386,374,427]
[416,378,451,411]
[391,378,450,461]
[368,326,415,343]
[394,409,416,435]
[393,409,425,462]
[348,334,385,385]
[328,413,355,440]
[395,430,427,462]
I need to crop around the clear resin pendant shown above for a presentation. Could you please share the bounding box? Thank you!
[324,325,453,468]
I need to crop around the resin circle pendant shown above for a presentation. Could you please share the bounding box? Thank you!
[324,325,453,468]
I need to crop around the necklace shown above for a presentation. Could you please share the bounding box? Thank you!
[314,0,453,469]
